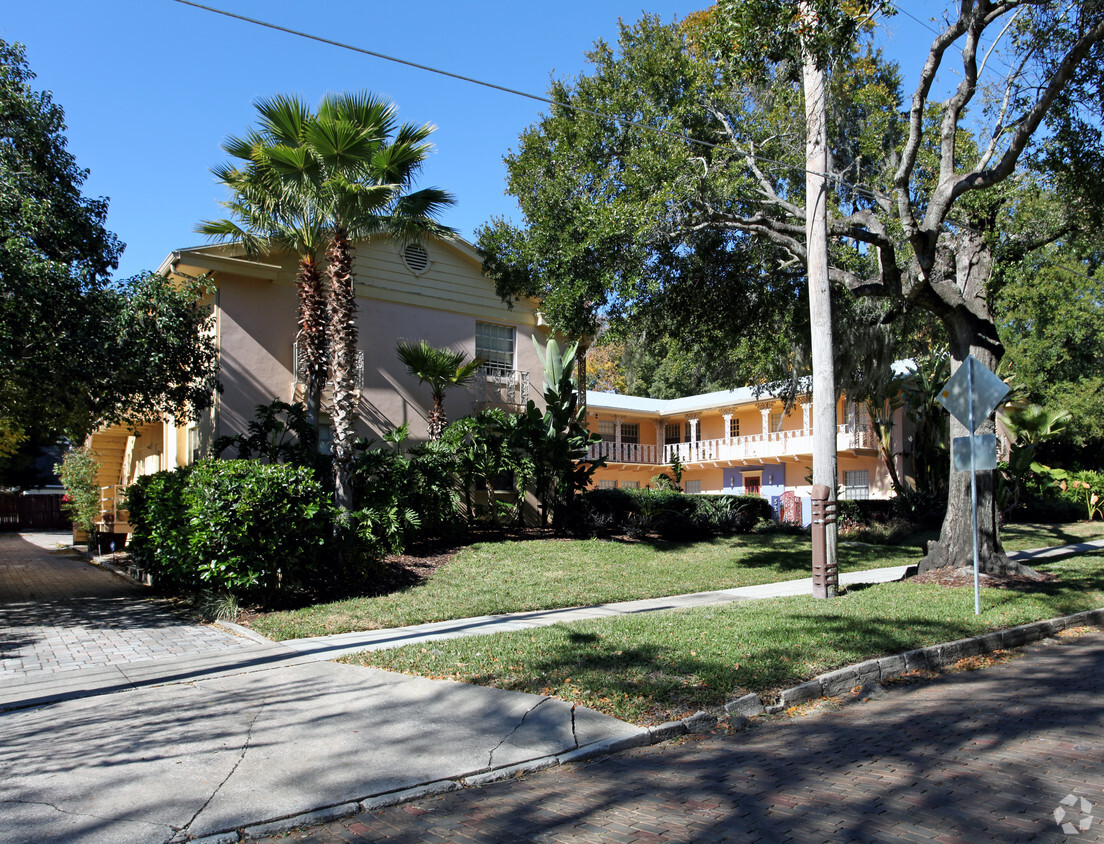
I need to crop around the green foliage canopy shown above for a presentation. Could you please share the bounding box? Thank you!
[1,40,219,441]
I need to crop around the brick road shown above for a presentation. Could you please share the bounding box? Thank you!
[0,531,254,677]
[260,629,1104,843]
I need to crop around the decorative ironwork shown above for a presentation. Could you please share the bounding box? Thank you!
[472,366,530,408]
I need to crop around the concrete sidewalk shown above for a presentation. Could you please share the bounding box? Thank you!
[2,531,1101,843]
[0,533,642,844]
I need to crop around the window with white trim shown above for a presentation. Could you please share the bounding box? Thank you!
[770,411,785,432]
[597,479,617,490]
[729,418,740,438]
[475,322,515,372]
[843,470,870,500]
[622,480,639,489]
[665,422,681,443]
[684,480,702,494]
[621,422,640,444]
[187,426,200,464]
[597,420,615,442]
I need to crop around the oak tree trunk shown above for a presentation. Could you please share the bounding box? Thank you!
[917,236,1040,578]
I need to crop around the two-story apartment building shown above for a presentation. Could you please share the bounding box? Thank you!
[88,234,547,532]
[585,385,906,523]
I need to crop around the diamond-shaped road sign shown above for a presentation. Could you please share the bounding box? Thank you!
[938,355,1009,433]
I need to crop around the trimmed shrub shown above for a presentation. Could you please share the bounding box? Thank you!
[571,488,771,539]
[128,460,332,599]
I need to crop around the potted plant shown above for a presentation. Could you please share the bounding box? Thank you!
[57,447,101,549]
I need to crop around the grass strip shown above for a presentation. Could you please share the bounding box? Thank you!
[248,523,1103,641]
[249,534,919,640]
[344,550,1104,726]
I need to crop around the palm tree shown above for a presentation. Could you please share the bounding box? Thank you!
[396,340,482,440]
[304,92,455,507]
[202,91,456,509]
[198,95,330,434]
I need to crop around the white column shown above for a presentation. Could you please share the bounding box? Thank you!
[722,412,733,446]
[615,415,623,446]
[758,403,772,436]
[802,402,812,434]
[654,421,665,463]
[687,415,699,459]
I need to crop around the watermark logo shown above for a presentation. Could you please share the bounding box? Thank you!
[1054,794,1095,835]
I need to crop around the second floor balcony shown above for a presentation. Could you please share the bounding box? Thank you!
[588,424,878,466]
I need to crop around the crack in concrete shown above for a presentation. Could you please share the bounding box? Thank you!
[571,703,578,748]
[175,710,260,843]
[0,798,172,833]
[487,697,551,769]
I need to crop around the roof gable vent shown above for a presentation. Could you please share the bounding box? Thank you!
[402,242,430,275]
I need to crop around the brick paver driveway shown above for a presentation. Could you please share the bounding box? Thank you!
[0,532,253,678]
[262,629,1104,843]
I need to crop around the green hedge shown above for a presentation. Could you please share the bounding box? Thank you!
[127,460,333,598]
[571,488,772,540]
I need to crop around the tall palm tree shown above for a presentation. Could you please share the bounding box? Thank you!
[304,93,455,507]
[198,95,330,434]
[202,92,456,510]
[396,340,483,440]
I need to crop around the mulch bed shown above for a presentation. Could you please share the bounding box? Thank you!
[908,566,1060,590]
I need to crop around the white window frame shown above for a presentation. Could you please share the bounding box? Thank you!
[597,479,617,490]
[843,470,870,500]
[684,479,702,494]
[476,322,516,373]
[597,420,616,443]
[621,422,640,445]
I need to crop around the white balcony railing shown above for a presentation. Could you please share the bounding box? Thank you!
[589,442,666,464]
[472,366,530,408]
[587,424,878,465]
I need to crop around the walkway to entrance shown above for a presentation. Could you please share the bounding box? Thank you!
[0,532,255,677]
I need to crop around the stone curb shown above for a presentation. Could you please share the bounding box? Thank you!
[749,608,1104,716]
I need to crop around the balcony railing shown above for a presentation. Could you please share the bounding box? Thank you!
[588,424,878,465]
[472,366,530,408]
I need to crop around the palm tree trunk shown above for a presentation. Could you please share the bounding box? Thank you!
[328,225,358,510]
[297,255,328,438]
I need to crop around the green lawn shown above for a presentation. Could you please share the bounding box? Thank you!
[246,522,1104,641]
[347,549,1104,725]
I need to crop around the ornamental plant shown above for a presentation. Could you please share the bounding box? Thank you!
[57,447,102,533]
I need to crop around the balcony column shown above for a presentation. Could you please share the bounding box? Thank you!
[722,411,733,446]
[757,402,773,435]
[654,421,665,461]
[802,401,812,434]
[687,415,700,459]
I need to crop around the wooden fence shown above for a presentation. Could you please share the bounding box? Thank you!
[0,493,70,531]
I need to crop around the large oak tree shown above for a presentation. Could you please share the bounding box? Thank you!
[480,3,1104,575]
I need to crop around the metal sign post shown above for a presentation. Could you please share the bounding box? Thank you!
[937,355,1009,616]
[967,362,980,615]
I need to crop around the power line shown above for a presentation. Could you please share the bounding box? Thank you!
[168,0,884,199]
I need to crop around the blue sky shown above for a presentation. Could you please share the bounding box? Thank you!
[4,1,944,280]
